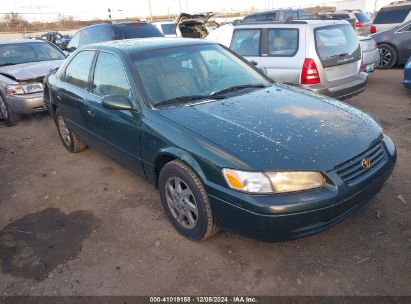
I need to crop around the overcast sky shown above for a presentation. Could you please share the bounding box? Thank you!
[1,0,391,22]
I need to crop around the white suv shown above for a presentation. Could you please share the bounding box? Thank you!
[371,1,411,33]
[207,20,367,100]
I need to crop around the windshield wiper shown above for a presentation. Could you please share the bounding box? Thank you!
[153,95,209,107]
[210,84,267,97]
[0,63,18,67]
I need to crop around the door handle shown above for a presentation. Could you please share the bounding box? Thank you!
[86,108,95,117]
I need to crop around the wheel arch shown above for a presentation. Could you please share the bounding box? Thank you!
[152,147,207,188]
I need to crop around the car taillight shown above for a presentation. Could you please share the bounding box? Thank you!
[355,21,364,28]
[301,58,320,85]
[370,25,376,34]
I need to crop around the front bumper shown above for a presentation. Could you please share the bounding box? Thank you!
[206,136,396,242]
[301,72,368,100]
[6,92,46,114]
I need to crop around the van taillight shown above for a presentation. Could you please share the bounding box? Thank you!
[355,21,364,28]
[301,58,320,85]
[370,25,376,34]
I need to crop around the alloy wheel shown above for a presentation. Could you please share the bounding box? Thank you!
[57,116,71,146]
[165,177,199,229]
[379,48,392,68]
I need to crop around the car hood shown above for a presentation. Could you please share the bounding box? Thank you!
[0,60,64,82]
[157,85,382,171]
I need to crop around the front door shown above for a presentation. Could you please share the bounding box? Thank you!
[84,51,144,176]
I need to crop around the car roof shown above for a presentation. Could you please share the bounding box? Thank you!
[0,39,46,45]
[235,19,350,27]
[86,37,215,54]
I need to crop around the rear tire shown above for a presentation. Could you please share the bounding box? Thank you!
[378,44,397,69]
[54,107,87,153]
[159,160,219,241]
[0,94,20,127]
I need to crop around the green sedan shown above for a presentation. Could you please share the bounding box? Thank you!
[44,38,396,242]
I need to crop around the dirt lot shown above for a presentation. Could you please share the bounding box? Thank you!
[0,69,410,296]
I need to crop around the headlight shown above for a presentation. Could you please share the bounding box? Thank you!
[222,169,272,194]
[5,84,25,95]
[266,171,325,194]
[5,83,43,95]
[223,169,325,194]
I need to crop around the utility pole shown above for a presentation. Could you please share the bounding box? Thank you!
[179,0,182,13]
[148,0,153,22]
[108,8,111,21]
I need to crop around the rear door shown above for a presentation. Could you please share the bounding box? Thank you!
[57,50,95,140]
[230,27,304,84]
[373,5,411,32]
[85,51,144,176]
[313,24,361,88]
[396,23,411,64]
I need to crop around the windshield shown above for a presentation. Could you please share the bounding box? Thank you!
[0,42,65,67]
[161,23,176,35]
[131,44,270,106]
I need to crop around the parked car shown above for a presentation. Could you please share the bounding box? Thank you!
[0,39,66,126]
[371,0,411,33]
[44,38,396,242]
[372,21,411,69]
[318,10,371,35]
[359,36,380,72]
[61,34,72,50]
[66,21,163,53]
[175,12,213,38]
[153,21,177,37]
[404,56,411,88]
[242,8,305,23]
[207,19,367,100]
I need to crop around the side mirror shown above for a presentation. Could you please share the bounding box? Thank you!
[102,95,132,110]
[66,46,76,53]
[259,66,268,75]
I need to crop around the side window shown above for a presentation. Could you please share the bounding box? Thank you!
[92,52,131,98]
[230,29,261,56]
[67,31,80,51]
[80,26,112,47]
[64,51,95,90]
[399,23,411,32]
[268,29,299,56]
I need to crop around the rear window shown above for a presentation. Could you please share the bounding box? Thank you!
[354,11,371,22]
[113,23,163,39]
[315,24,359,61]
[161,23,176,35]
[328,14,350,19]
[268,29,298,56]
[243,12,276,22]
[373,6,411,24]
[230,29,261,56]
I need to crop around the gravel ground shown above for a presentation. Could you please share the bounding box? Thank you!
[0,69,410,296]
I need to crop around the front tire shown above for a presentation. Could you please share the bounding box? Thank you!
[378,44,397,69]
[54,108,87,153]
[0,94,20,127]
[159,160,219,241]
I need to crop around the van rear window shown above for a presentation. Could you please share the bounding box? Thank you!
[373,6,411,24]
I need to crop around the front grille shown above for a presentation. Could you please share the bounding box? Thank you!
[335,142,387,184]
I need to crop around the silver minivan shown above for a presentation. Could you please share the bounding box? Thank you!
[208,20,367,99]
